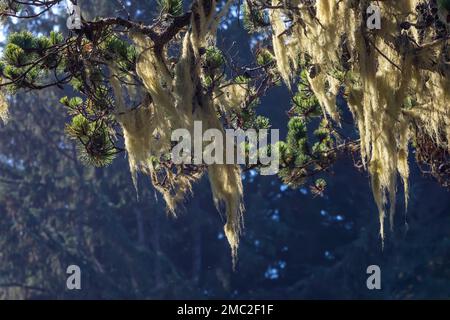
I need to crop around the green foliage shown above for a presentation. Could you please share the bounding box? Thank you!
[0,31,65,90]
[277,79,336,187]
[293,70,321,118]
[49,30,64,45]
[237,99,265,130]
[103,36,129,59]
[70,78,84,92]
[234,74,251,84]
[285,117,310,170]
[1,0,449,300]
[256,49,274,66]
[23,30,137,170]
[274,141,289,165]
[66,114,117,167]
[287,117,307,149]
[101,35,137,70]
[205,46,225,71]
[310,178,327,197]
[61,96,83,109]
[276,64,332,187]
[66,113,91,138]
[8,31,35,50]
[314,178,327,189]
[314,127,329,142]
[126,46,138,65]
[4,43,26,66]
[255,115,270,130]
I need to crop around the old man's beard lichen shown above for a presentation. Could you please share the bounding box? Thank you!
[270,0,450,240]
[111,0,246,265]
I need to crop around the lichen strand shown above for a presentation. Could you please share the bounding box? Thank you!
[214,83,249,113]
[270,0,293,89]
[271,0,449,240]
[113,0,246,263]
[0,79,8,123]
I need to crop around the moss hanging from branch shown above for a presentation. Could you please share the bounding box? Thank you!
[0,78,8,123]
[1,0,447,262]
[269,0,450,240]
[111,0,247,264]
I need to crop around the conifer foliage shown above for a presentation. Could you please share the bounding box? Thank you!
[0,0,449,259]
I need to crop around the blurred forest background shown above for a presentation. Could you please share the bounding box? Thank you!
[0,0,450,299]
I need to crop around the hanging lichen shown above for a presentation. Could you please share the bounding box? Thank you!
[1,0,448,264]
[269,0,450,240]
[0,78,8,123]
[110,0,247,264]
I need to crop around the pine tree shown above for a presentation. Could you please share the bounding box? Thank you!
[0,0,449,264]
